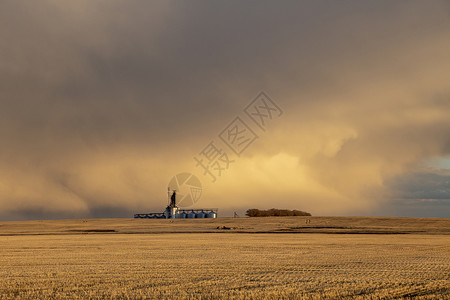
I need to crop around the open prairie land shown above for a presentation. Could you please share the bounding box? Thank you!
[0,217,449,299]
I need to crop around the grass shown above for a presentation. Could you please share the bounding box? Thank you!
[0,217,449,299]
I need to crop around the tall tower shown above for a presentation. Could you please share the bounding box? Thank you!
[165,190,178,218]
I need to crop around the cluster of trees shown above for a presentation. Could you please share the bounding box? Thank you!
[246,208,311,217]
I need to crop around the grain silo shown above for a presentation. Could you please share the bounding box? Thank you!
[134,189,218,219]
[196,211,206,218]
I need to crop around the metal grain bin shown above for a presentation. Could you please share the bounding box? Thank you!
[196,211,206,218]
[207,211,217,218]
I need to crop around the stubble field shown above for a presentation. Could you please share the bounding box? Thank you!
[0,217,449,299]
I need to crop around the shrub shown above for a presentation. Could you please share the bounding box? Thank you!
[246,208,311,217]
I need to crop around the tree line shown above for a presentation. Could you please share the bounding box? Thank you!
[246,208,311,217]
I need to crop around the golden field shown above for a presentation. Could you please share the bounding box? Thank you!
[0,217,449,299]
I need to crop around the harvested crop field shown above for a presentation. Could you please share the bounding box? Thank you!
[0,217,449,299]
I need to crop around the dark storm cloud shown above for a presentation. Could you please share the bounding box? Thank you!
[388,169,450,201]
[384,168,450,218]
[1,1,450,220]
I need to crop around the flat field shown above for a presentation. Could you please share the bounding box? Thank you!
[0,217,449,299]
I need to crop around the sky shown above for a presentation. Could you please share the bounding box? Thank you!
[1,1,449,220]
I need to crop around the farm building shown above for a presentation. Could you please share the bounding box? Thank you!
[134,190,218,219]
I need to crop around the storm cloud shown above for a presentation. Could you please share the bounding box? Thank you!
[1,1,450,220]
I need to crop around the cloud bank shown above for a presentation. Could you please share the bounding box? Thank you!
[1,1,450,220]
